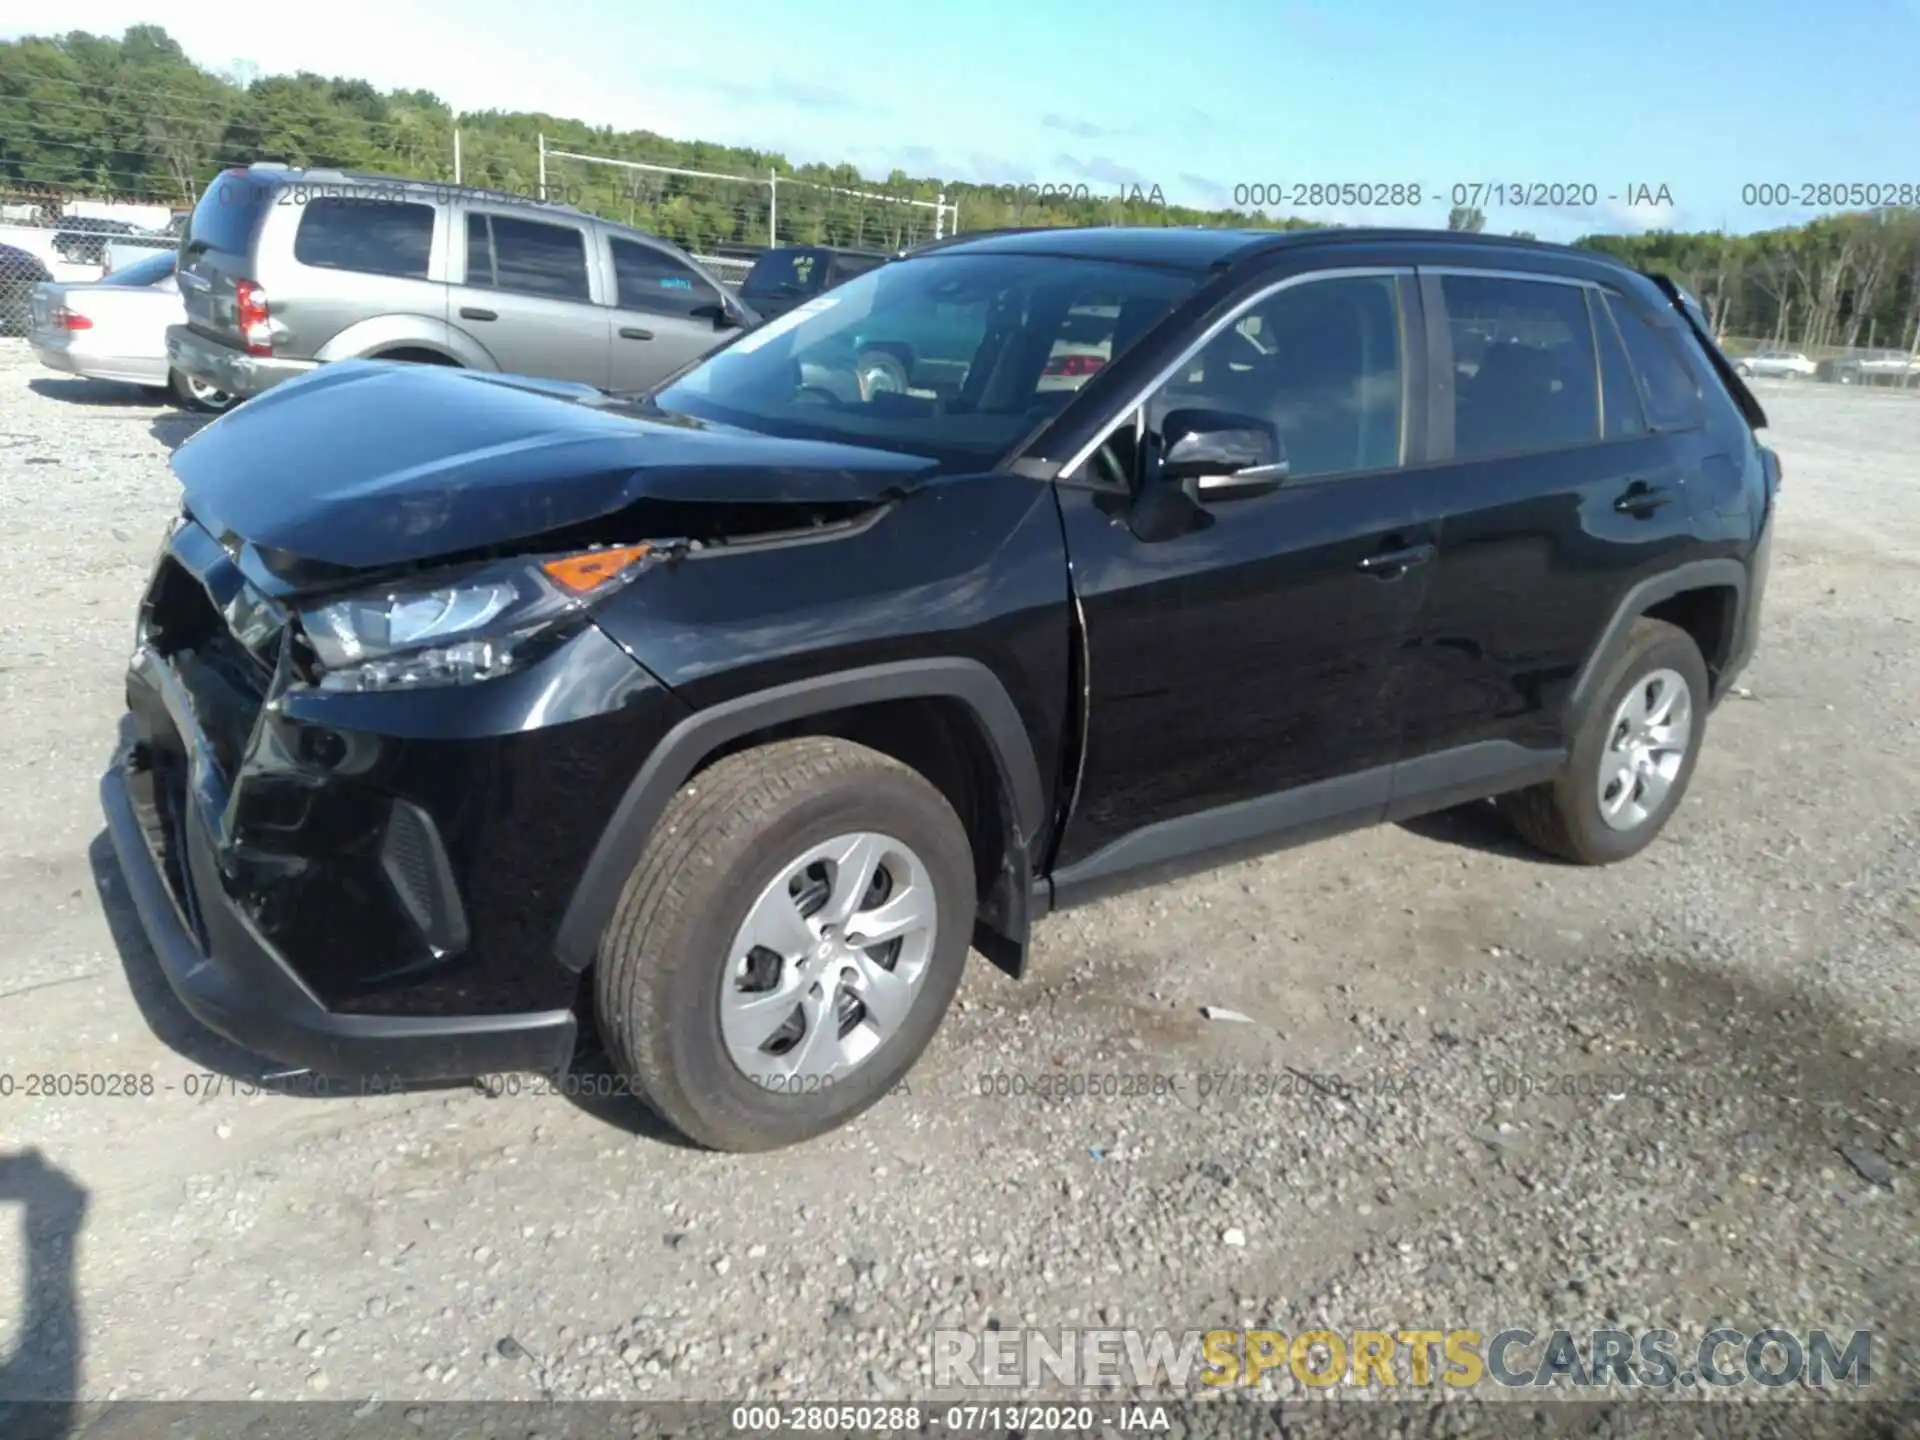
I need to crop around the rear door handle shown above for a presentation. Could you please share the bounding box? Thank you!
[618,327,654,341]
[1357,543,1436,578]
[1614,481,1673,516]
[459,306,496,322]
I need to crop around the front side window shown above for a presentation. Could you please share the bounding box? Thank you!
[465,213,590,301]
[652,253,1200,470]
[1143,273,1405,481]
[294,198,435,279]
[611,237,722,317]
[1442,274,1599,458]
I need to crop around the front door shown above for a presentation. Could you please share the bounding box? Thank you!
[603,233,736,392]
[448,207,607,387]
[1052,267,1436,895]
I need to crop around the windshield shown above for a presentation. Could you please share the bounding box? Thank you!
[653,252,1201,469]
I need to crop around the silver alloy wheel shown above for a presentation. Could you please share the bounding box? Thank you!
[719,831,937,1085]
[1596,667,1693,832]
[187,375,231,408]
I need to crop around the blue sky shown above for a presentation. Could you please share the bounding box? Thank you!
[12,0,1920,240]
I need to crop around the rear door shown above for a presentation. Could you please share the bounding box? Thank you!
[603,231,735,390]
[1395,267,1700,767]
[449,207,606,386]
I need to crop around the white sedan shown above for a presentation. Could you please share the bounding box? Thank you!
[28,249,233,412]
[1733,349,1817,379]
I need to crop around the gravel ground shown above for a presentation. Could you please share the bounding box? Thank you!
[0,345,1915,1423]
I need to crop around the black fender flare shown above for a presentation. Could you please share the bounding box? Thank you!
[1568,558,1749,717]
[554,658,1047,974]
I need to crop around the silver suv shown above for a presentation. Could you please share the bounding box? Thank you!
[166,164,756,401]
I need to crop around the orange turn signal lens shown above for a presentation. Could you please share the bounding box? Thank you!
[540,543,653,596]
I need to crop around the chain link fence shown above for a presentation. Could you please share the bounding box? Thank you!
[1,190,181,332]
[537,145,957,266]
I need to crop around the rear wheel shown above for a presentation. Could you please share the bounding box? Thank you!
[167,367,234,413]
[1499,618,1708,865]
[594,738,975,1151]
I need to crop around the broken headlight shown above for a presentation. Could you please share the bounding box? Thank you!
[298,543,656,693]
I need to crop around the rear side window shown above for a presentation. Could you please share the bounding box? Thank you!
[184,172,278,257]
[1591,292,1648,440]
[610,237,721,317]
[293,198,434,279]
[1604,292,1703,430]
[743,249,822,300]
[466,213,591,301]
[1441,274,1599,459]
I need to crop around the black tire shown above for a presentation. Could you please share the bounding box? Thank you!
[594,737,976,1151]
[167,367,235,413]
[1499,618,1710,865]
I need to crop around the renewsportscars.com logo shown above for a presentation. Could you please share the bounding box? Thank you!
[932,1326,1873,1392]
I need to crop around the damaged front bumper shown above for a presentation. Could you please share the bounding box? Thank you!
[101,518,681,1083]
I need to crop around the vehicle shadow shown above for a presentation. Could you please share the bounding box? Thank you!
[23,377,212,452]
[25,377,162,408]
[1397,797,1563,863]
[88,826,689,1143]
[553,1033,702,1148]
[0,1149,87,1440]
[147,412,213,452]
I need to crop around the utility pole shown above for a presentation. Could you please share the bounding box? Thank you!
[538,133,547,201]
[453,126,462,185]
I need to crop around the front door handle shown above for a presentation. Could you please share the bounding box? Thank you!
[618,326,654,341]
[1357,543,1436,579]
[459,306,496,321]
[1614,480,1673,516]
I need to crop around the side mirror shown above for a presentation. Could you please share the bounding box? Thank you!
[1157,408,1288,500]
[695,299,746,330]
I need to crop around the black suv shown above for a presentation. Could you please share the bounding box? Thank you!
[104,227,1776,1151]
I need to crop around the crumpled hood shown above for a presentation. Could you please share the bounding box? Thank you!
[172,360,937,570]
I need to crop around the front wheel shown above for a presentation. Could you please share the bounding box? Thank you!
[168,367,234,413]
[1498,618,1708,865]
[593,738,976,1151]
[855,348,909,402]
